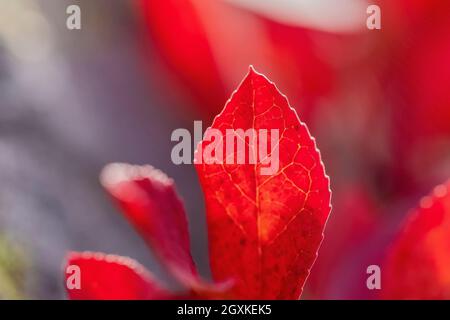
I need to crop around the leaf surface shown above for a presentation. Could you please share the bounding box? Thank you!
[65,252,172,300]
[195,67,331,299]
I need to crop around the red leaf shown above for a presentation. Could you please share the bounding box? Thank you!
[139,0,227,118]
[195,67,331,299]
[138,0,338,121]
[65,252,172,300]
[100,163,200,289]
[382,181,450,299]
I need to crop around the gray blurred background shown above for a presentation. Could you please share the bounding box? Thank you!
[0,0,208,299]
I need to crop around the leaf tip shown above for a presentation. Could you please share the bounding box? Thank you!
[246,65,265,82]
[248,64,256,73]
[100,162,173,191]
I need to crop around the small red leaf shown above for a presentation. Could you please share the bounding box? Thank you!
[100,163,200,288]
[195,67,331,299]
[382,181,450,299]
[65,252,172,300]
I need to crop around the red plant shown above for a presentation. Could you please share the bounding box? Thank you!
[382,180,450,299]
[64,66,450,300]
[64,68,332,300]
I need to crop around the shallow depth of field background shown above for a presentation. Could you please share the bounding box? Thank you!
[0,0,449,299]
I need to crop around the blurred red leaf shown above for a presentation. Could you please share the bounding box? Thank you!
[306,185,378,298]
[195,67,331,299]
[66,164,228,300]
[139,0,339,121]
[375,0,450,192]
[65,252,173,300]
[100,163,201,288]
[382,180,450,299]
[139,0,227,118]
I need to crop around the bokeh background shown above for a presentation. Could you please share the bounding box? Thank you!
[0,0,449,299]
